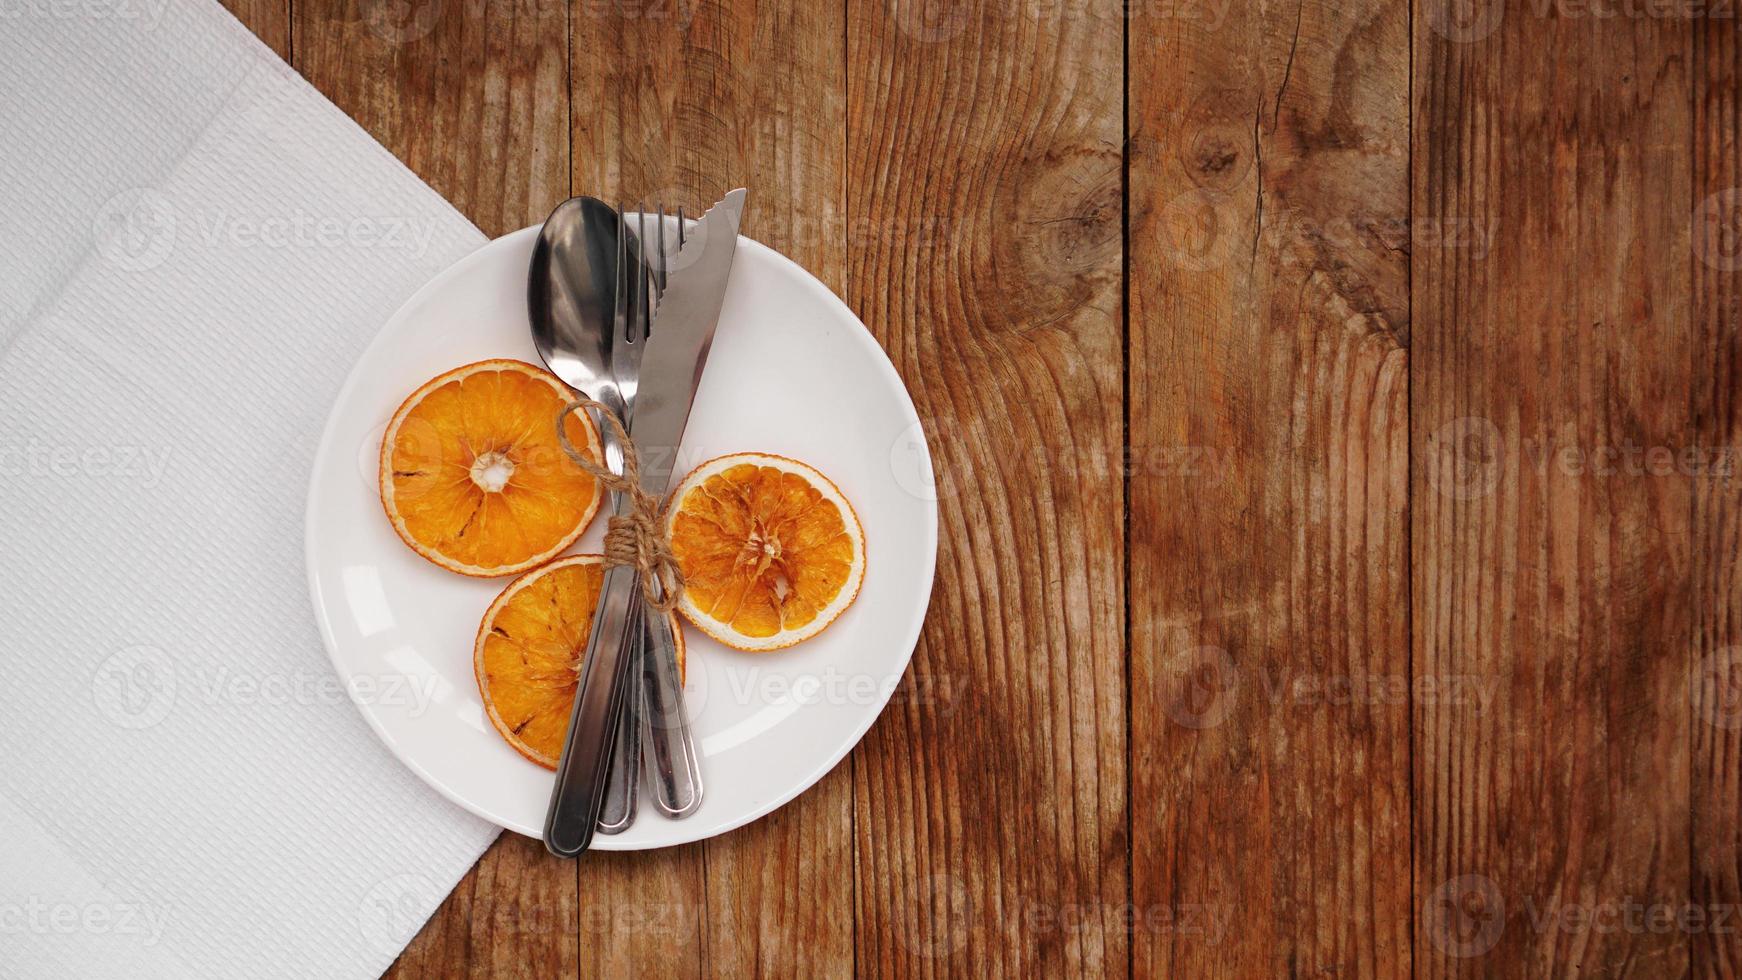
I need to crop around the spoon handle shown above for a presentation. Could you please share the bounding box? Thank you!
[594,596,643,835]
[641,612,702,817]
[544,435,639,857]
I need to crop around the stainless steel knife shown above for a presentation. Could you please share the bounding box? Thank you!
[627,190,745,817]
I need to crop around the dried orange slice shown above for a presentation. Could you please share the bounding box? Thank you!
[664,453,865,652]
[380,359,602,577]
[475,554,687,769]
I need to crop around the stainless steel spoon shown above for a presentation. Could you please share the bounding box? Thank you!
[528,197,650,854]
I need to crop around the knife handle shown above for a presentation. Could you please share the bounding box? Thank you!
[544,560,638,857]
[641,612,703,817]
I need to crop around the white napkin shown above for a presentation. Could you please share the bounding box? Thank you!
[0,3,503,978]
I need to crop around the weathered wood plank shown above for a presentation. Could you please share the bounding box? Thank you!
[222,0,289,60]
[294,0,571,239]
[1412,8,1694,976]
[1127,0,1412,974]
[1691,15,1741,980]
[845,0,1126,974]
[289,3,578,976]
[569,0,853,974]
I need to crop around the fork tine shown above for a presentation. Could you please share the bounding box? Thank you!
[634,203,648,344]
[651,203,668,338]
[614,200,629,351]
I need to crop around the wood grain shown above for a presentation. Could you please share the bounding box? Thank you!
[230,0,1742,974]
[845,0,1127,974]
[290,2,578,977]
[221,0,289,59]
[569,0,854,975]
[1412,7,1696,977]
[1692,14,1741,980]
[1128,0,1411,974]
[294,0,571,240]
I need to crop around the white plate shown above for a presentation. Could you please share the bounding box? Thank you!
[305,226,937,847]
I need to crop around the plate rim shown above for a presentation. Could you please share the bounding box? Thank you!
[304,224,938,848]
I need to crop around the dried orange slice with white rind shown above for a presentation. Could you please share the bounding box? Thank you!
[475,554,687,769]
[380,359,603,577]
[664,452,866,652]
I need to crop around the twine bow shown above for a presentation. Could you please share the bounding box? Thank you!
[555,398,685,613]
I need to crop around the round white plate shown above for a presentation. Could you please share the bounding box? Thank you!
[306,226,937,847]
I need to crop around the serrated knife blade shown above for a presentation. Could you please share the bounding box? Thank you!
[627,188,746,492]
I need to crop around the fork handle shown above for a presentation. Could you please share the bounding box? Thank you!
[595,594,643,835]
[641,612,702,817]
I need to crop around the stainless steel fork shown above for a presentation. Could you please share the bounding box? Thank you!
[596,204,693,832]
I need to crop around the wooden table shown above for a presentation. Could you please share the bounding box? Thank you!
[232,0,1736,974]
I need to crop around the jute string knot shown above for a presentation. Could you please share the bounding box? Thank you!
[556,398,684,613]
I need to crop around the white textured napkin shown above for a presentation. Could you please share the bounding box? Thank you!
[0,3,502,978]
